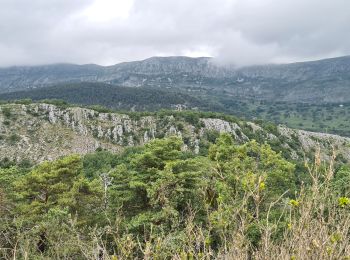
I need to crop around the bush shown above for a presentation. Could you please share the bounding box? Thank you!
[8,134,20,144]
[1,107,12,118]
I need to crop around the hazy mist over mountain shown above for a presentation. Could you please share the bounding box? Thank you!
[1,0,350,67]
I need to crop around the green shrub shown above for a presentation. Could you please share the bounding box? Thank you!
[8,133,21,144]
[2,107,12,118]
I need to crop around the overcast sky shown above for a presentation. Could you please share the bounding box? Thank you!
[0,0,349,67]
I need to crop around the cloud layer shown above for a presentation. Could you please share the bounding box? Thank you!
[0,0,349,67]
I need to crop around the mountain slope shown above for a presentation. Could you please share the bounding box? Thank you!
[0,82,208,111]
[1,56,350,103]
[1,102,349,164]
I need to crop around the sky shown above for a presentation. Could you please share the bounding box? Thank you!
[0,0,349,67]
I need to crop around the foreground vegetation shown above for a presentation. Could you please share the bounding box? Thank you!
[1,133,349,259]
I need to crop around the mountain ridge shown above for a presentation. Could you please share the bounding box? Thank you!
[1,55,350,104]
[3,54,350,69]
[1,102,349,164]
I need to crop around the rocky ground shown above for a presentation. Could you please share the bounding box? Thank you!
[1,103,349,163]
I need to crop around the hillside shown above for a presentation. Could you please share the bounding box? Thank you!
[0,82,208,111]
[1,102,349,164]
[2,102,350,259]
[1,56,350,103]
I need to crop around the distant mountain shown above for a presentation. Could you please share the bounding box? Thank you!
[1,56,350,103]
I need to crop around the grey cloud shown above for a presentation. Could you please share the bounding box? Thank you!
[0,0,349,67]
[224,0,350,62]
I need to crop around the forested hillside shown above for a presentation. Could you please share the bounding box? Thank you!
[0,83,207,111]
[1,127,350,259]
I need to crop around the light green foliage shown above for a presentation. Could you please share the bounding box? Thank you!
[1,134,348,259]
[209,134,296,202]
[332,166,350,196]
[14,154,103,225]
[110,137,212,235]
[207,134,296,246]
[0,167,25,218]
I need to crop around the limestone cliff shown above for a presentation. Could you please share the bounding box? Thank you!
[1,103,349,163]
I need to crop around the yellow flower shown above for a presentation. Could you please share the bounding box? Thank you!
[330,233,342,243]
[338,197,350,208]
[289,199,300,207]
[259,181,266,191]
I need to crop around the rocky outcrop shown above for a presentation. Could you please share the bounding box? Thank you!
[278,125,350,160]
[1,103,350,163]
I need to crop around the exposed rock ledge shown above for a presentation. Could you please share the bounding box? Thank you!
[1,103,349,163]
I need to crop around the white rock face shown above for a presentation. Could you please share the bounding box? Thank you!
[140,116,155,128]
[168,126,177,135]
[2,103,350,163]
[193,139,200,154]
[149,128,156,139]
[123,120,133,133]
[144,131,150,143]
[201,118,233,133]
[97,126,104,138]
[128,136,134,146]
[113,125,123,141]
[48,109,57,123]
[200,118,248,141]
[247,122,263,132]
[278,125,350,160]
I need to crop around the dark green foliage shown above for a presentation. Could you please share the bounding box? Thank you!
[0,82,206,112]
[0,157,32,169]
[40,99,69,108]
[1,107,12,118]
[13,98,33,105]
[8,134,20,144]
[83,150,118,179]
[83,138,213,255]
[182,111,201,126]
[0,157,16,168]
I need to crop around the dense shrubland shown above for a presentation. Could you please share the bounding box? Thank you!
[0,134,349,259]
